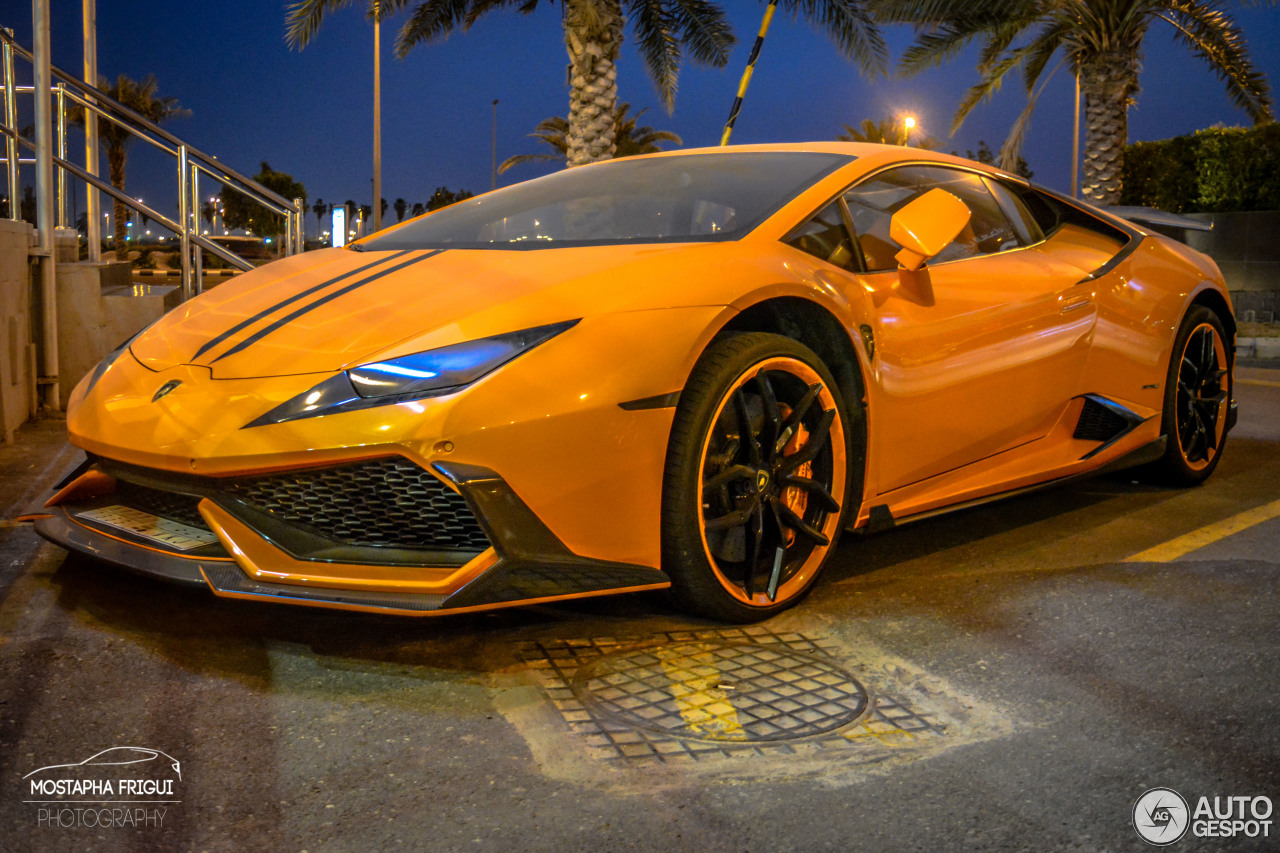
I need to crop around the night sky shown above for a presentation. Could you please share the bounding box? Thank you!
[6,2,1280,233]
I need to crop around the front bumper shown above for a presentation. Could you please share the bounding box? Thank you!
[35,456,669,616]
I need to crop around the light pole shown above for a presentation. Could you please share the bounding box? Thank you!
[1071,72,1081,197]
[902,115,917,145]
[491,99,499,190]
[372,1,382,231]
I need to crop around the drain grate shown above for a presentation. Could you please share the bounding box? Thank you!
[575,641,868,742]
[518,628,942,764]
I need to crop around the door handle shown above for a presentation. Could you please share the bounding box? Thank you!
[1060,295,1092,314]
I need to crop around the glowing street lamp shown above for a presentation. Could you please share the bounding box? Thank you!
[902,115,917,145]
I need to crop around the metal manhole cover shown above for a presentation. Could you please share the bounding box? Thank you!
[571,641,870,743]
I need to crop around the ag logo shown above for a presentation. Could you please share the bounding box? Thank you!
[152,380,182,402]
[1134,787,1190,845]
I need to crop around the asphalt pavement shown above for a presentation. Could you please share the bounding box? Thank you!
[0,367,1277,852]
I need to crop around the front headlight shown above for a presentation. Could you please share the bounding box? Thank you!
[347,320,577,399]
[243,319,578,428]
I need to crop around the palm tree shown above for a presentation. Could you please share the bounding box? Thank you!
[877,0,1274,204]
[394,197,408,221]
[312,197,327,237]
[837,117,939,149]
[499,102,681,173]
[287,1,887,167]
[74,74,189,259]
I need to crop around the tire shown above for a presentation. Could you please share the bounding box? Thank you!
[1145,305,1232,486]
[661,332,858,622]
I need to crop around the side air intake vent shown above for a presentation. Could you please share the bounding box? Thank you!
[1074,396,1136,442]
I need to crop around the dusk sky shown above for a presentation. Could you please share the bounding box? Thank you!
[7,2,1280,233]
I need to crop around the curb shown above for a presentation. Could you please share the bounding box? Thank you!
[1238,337,1280,360]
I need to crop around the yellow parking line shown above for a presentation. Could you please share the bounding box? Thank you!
[1238,378,1280,389]
[1125,498,1280,562]
[660,645,746,741]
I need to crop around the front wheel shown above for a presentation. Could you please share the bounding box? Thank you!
[1145,305,1232,486]
[662,333,858,622]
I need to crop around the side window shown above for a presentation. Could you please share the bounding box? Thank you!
[783,201,858,272]
[984,177,1043,245]
[1010,184,1063,235]
[843,165,1027,270]
[840,169,919,272]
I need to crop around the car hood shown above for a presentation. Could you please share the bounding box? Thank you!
[130,244,742,379]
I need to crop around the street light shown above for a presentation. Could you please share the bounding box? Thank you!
[372,1,382,231]
[902,115,917,146]
[491,99,499,190]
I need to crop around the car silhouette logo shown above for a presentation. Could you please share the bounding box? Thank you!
[23,746,181,781]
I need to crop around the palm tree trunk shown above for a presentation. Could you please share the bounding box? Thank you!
[563,0,623,167]
[108,147,129,262]
[1079,51,1139,205]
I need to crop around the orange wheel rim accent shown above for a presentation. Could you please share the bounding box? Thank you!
[1174,322,1228,471]
[695,357,846,607]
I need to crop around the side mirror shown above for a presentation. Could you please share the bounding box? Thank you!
[889,188,971,271]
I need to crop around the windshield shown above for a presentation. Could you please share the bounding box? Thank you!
[359,152,852,251]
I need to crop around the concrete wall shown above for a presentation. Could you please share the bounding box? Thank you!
[56,263,175,409]
[0,219,172,439]
[1182,211,1280,320]
[0,219,35,443]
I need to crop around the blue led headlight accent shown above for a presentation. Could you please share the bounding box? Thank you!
[243,319,579,428]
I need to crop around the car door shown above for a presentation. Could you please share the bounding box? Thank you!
[842,165,1098,493]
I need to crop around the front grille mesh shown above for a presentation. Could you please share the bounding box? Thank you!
[225,457,490,551]
[115,481,210,531]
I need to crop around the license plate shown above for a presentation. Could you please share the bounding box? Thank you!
[76,505,219,552]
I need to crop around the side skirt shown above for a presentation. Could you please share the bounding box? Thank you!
[852,436,1167,534]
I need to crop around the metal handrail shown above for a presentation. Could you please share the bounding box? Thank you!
[1,30,297,211]
[0,27,303,298]
[3,125,253,271]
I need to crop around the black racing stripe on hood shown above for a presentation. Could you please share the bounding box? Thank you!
[210,250,444,365]
[192,250,414,362]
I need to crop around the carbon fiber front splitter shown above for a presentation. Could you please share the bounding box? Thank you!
[36,463,669,616]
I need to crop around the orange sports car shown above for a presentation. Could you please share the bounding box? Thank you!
[35,143,1236,622]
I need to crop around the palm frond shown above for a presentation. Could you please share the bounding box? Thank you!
[497,153,559,174]
[628,1,682,111]
[1161,0,1274,123]
[285,0,360,49]
[977,19,1031,73]
[462,0,546,27]
[782,0,888,74]
[1020,20,1069,91]
[897,21,989,76]
[667,0,734,66]
[871,0,1016,27]
[395,0,476,57]
[950,42,1037,133]
[997,57,1064,170]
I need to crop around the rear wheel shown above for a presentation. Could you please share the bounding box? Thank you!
[1147,305,1231,485]
[662,333,856,622]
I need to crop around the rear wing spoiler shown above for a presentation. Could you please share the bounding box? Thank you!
[1101,206,1213,233]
